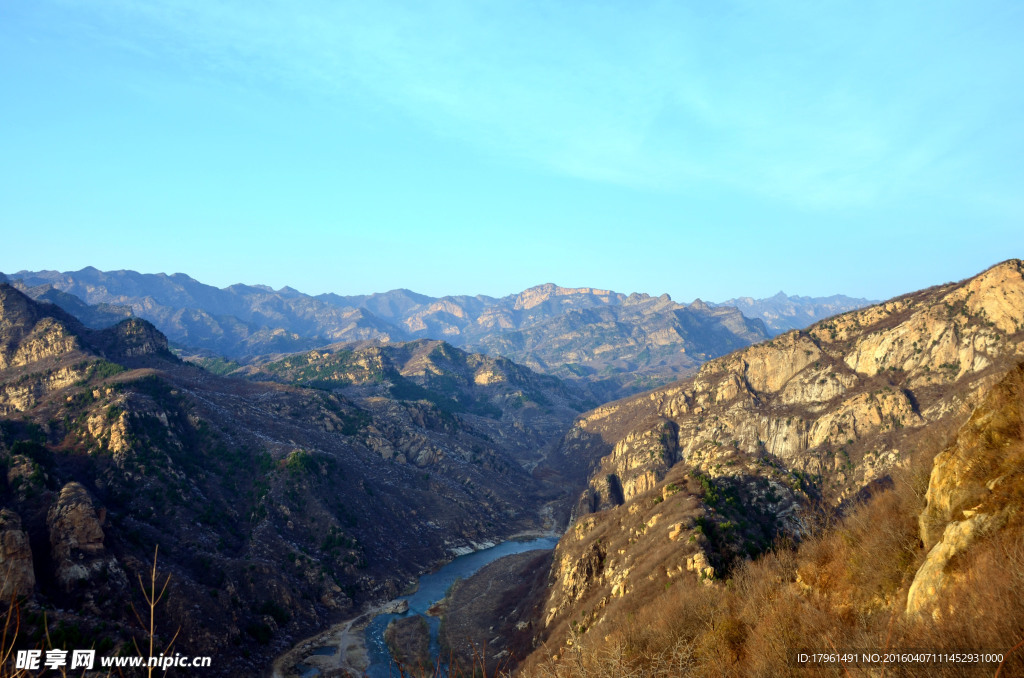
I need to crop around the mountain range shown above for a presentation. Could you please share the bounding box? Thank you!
[1,268,872,400]
[3,262,1021,677]
[712,290,876,334]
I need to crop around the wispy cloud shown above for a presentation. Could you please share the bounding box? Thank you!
[51,0,1024,209]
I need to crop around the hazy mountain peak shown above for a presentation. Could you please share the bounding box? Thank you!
[713,290,875,334]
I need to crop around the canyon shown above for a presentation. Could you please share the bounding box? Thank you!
[1,262,1022,677]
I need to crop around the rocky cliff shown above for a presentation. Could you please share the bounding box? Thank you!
[906,361,1024,619]
[526,260,1024,664]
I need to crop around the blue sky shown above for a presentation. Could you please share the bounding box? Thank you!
[2,1,1022,301]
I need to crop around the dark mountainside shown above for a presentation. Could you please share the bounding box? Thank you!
[3,269,869,400]
[511,259,1024,677]
[0,284,589,676]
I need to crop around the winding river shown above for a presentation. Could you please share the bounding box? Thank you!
[362,537,558,677]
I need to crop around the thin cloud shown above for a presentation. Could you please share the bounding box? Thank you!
[51,0,1024,209]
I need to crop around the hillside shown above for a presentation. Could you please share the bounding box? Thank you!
[514,260,1024,676]
[3,270,866,400]
[237,338,592,474]
[0,284,584,676]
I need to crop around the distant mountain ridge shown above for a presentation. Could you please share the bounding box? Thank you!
[713,290,874,333]
[474,293,767,399]
[3,268,870,399]
[9,279,134,329]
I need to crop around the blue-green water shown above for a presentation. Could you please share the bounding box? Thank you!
[363,537,558,677]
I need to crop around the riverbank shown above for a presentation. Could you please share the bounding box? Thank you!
[271,523,563,677]
[270,599,407,678]
[440,549,555,674]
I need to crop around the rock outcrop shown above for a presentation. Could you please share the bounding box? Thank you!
[0,285,83,369]
[98,318,170,359]
[907,362,1024,617]
[47,482,124,595]
[0,509,35,598]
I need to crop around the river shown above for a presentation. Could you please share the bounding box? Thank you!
[362,536,558,677]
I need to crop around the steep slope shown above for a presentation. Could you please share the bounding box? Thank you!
[713,291,874,334]
[0,285,576,677]
[524,260,1024,667]
[906,361,1024,619]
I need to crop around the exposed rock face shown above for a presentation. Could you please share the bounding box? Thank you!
[907,362,1024,617]
[0,365,87,415]
[0,285,83,369]
[0,509,35,598]
[512,284,618,311]
[906,513,1005,618]
[47,482,123,594]
[0,285,172,415]
[534,260,1024,652]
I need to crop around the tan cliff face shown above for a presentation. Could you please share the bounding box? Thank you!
[512,284,619,311]
[0,285,84,369]
[0,285,173,416]
[534,260,1024,653]
[906,362,1024,618]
